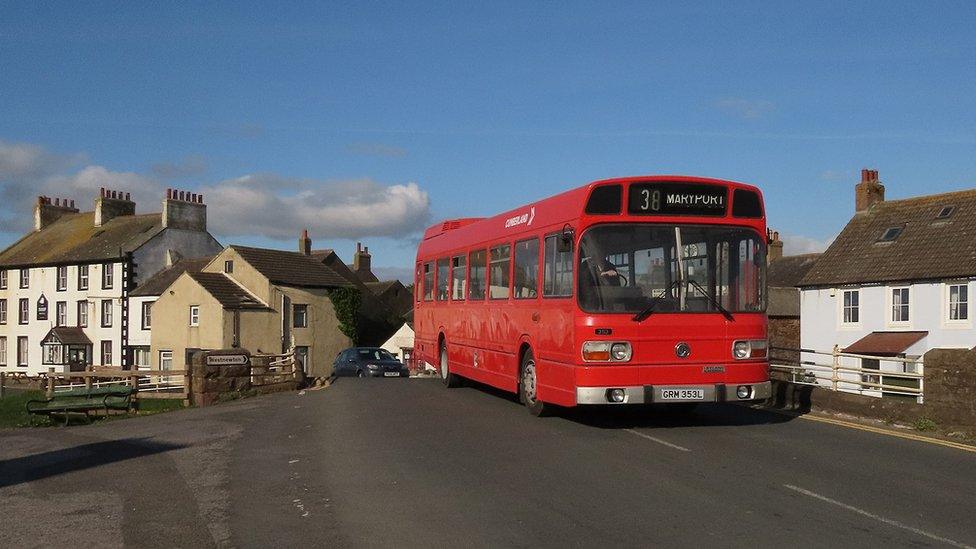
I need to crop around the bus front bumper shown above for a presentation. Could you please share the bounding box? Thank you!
[576,381,771,405]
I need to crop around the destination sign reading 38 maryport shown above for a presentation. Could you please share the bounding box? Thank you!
[627,182,728,216]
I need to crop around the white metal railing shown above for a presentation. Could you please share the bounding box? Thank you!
[769,345,923,403]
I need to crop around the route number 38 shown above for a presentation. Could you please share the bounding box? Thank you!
[640,189,662,211]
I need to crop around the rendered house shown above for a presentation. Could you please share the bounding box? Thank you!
[797,169,976,395]
[0,189,222,374]
[147,246,353,378]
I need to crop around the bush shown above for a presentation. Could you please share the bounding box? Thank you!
[913,417,938,432]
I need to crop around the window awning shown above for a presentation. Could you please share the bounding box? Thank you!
[843,331,927,356]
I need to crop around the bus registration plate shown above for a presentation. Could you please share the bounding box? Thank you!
[659,388,705,401]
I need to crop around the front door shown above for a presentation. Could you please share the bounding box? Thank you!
[295,346,309,375]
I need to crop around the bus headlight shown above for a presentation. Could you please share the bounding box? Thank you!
[583,341,632,363]
[732,340,768,359]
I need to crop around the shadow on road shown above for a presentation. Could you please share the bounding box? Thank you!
[0,437,187,489]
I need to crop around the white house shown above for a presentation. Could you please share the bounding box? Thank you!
[381,321,415,363]
[0,189,222,375]
[798,169,976,397]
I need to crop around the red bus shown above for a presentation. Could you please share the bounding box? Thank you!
[414,176,770,415]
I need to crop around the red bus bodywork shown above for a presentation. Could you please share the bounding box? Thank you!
[414,176,771,410]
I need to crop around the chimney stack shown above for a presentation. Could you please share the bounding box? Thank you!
[353,242,372,276]
[855,168,885,213]
[299,229,312,255]
[34,195,79,231]
[162,188,207,231]
[767,230,784,263]
[94,188,136,227]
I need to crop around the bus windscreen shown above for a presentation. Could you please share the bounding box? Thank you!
[577,224,766,314]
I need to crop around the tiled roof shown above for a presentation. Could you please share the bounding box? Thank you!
[187,272,269,309]
[230,245,350,288]
[799,189,976,286]
[767,254,821,288]
[131,256,214,297]
[0,213,163,268]
[844,331,928,355]
[365,280,401,295]
[41,326,93,346]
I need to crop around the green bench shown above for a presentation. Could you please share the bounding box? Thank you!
[26,385,134,426]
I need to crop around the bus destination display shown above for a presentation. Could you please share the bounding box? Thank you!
[627,182,728,216]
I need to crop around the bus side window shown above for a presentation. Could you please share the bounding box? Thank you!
[423,262,434,301]
[451,255,467,300]
[415,264,422,303]
[544,235,573,297]
[469,249,487,300]
[436,258,449,301]
[489,244,511,299]
[514,238,539,299]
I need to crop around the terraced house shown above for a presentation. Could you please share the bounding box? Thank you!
[0,188,222,374]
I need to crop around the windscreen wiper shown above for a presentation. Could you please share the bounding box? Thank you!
[632,280,681,323]
[687,279,735,322]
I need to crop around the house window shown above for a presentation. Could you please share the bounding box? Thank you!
[17,336,28,366]
[77,300,89,327]
[101,340,113,366]
[224,260,234,273]
[57,266,68,291]
[133,347,151,368]
[0,337,6,366]
[56,301,67,327]
[451,256,467,300]
[18,298,29,325]
[861,358,881,388]
[78,265,89,290]
[936,206,955,219]
[44,343,63,365]
[948,283,968,321]
[189,305,200,326]
[102,263,114,289]
[160,350,173,371]
[891,287,910,323]
[293,304,308,328]
[142,301,153,329]
[0,299,6,324]
[19,268,29,289]
[878,227,903,242]
[0,269,6,289]
[842,290,859,324]
[101,299,113,327]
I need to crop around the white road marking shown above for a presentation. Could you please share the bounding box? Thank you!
[784,484,974,549]
[624,429,691,452]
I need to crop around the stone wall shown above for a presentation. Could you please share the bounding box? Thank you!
[190,349,301,407]
[768,348,976,435]
[768,317,800,364]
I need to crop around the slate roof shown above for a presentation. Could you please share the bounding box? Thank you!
[230,246,350,288]
[130,256,214,297]
[799,189,976,286]
[187,272,269,310]
[42,326,93,346]
[767,254,821,288]
[0,213,163,268]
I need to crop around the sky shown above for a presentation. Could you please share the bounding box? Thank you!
[1,1,974,282]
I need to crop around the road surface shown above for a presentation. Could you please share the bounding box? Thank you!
[1,378,974,548]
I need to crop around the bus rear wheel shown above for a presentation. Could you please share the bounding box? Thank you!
[440,343,461,388]
[519,351,549,417]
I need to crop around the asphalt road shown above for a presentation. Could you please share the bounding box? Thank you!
[2,378,975,548]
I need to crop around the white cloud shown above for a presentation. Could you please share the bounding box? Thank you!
[779,233,834,255]
[714,98,776,120]
[203,175,431,240]
[0,139,84,179]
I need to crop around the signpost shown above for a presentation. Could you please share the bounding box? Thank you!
[206,354,249,366]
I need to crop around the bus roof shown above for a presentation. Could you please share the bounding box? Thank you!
[419,175,763,255]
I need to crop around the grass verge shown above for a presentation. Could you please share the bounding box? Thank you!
[0,390,185,428]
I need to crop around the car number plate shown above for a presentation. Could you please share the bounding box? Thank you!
[659,388,705,401]
[383,372,400,377]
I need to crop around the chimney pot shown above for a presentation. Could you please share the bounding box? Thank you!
[198,193,203,203]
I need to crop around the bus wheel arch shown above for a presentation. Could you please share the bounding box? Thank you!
[439,334,461,388]
[519,347,549,417]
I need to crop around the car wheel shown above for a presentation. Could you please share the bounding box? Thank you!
[519,350,550,417]
[440,343,461,388]
[357,370,366,378]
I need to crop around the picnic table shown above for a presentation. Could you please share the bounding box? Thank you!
[26,385,134,426]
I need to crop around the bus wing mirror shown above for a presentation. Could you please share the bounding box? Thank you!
[557,231,574,253]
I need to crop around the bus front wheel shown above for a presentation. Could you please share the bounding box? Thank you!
[440,344,461,388]
[519,351,549,417]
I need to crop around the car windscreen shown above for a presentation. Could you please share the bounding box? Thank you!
[357,349,398,361]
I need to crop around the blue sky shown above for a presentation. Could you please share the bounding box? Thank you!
[1,1,974,281]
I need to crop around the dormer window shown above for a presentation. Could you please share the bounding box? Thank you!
[936,206,954,219]
[878,227,903,242]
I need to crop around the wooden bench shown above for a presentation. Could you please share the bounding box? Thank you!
[26,385,134,426]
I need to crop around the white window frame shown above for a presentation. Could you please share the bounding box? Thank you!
[78,265,89,290]
[19,298,29,325]
[0,269,6,289]
[160,350,173,371]
[19,268,29,289]
[943,281,970,327]
[0,299,6,325]
[56,301,67,327]
[102,262,114,289]
[142,301,153,330]
[101,340,113,366]
[840,289,860,327]
[17,336,28,367]
[78,300,89,327]
[189,305,200,327]
[293,304,308,328]
[57,266,68,291]
[0,336,6,366]
[101,299,113,327]
[887,286,911,326]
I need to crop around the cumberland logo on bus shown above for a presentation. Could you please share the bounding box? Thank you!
[504,206,536,228]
